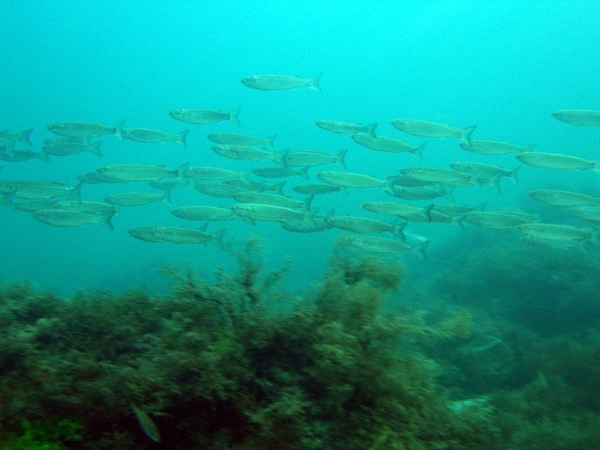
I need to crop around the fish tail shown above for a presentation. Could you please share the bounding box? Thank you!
[229,107,241,126]
[523,144,537,153]
[394,222,407,240]
[302,195,314,212]
[265,134,277,150]
[274,180,286,195]
[38,150,51,163]
[365,123,378,138]
[163,190,172,205]
[309,73,322,93]
[460,125,476,146]
[423,204,434,221]
[336,149,348,169]
[487,174,502,194]
[177,162,190,181]
[475,202,487,211]
[511,165,521,183]
[2,141,15,157]
[412,240,429,259]
[177,129,189,148]
[17,128,33,146]
[72,182,82,202]
[98,211,116,230]
[299,166,310,180]
[211,229,227,249]
[413,142,426,161]
[451,215,465,229]
[89,141,103,157]
[384,176,398,195]
[305,207,319,223]
[114,120,125,138]
[273,150,288,167]
[443,186,455,202]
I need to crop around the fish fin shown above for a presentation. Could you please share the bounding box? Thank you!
[131,404,161,443]
[229,107,241,126]
[274,180,286,195]
[394,222,407,240]
[265,134,277,150]
[460,125,476,146]
[475,202,487,211]
[273,150,288,167]
[510,165,521,183]
[523,144,537,153]
[88,141,103,157]
[163,190,172,205]
[98,211,115,230]
[198,223,209,232]
[177,162,190,181]
[487,174,502,194]
[114,120,125,139]
[365,123,378,138]
[2,140,16,157]
[336,149,348,169]
[309,73,322,93]
[211,229,226,249]
[72,182,82,202]
[443,186,455,202]
[299,166,310,179]
[18,128,33,146]
[412,240,429,259]
[414,142,426,161]
[178,129,189,148]
[423,204,434,221]
[302,195,314,212]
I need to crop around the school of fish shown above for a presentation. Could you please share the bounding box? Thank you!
[2,73,600,258]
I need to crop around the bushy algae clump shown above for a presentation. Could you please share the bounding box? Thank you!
[0,238,498,449]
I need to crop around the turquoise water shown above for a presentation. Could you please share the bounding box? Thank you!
[1,0,600,295]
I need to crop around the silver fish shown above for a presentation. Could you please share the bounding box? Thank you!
[230,203,315,223]
[151,227,225,248]
[339,234,428,259]
[33,209,115,229]
[351,133,425,159]
[169,107,241,126]
[121,128,188,148]
[517,223,599,243]
[516,152,599,172]
[185,166,248,182]
[252,166,309,179]
[325,215,406,239]
[212,145,287,166]
[105,191,171,207]
[207,132,277,149]
[315,120,377,137]
[528,189,600,206]
[293,184,342,196]
[95,163,188,181]
[362,201,433,222]
[233,191,313,210]
[284,149,347,168]
[316,171,395,189]
[171,206,237,221]
[0,128,33,146]
[460,140,535,155]
[241,73,322,92]
[391,119,475,145]
[47,121,123,138]
[567,206,600,223]
[463,211,530,229]
[54,200,117,215]
[400,168,475,187]
[42,141,102,157]
[551,109,600,126]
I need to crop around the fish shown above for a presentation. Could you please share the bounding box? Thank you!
[450,162,520,193]
[13,199,59,212]
[105,191,171,207]
[517,223,600,243]
[169,107,241,126]
[53,200,117,215]
[151,227,226,248]
[551,109,600,126]
[362,201,433,222]
[567,206,600,223]
[351,133,426,159]
[185,166,248,182]
[283,149,347,168]
[4,180,81,200]
[252,166,309,179]
[33,209,115,229]
[171,206,237,221]
[462,335,503,354]
[234,191,313,210]
[292,184,342,196]
[315,120,377,137]
[516,152,600,172]
[149,178,189,190]
[95,163,188,181]
[47,121,123,138]
[316,171,395,189]
[400,168,475,187]
[77,171,123,184]
[207,132,277,149]
[229,203,315,223]
[42,141,103,157]
[387,185,455,202]
[528,189,600,206]
[131,404,161,443]
[212,145,287,166]
[339,234,428,259]
[282,214,335,233]
[128,226,167,242]
[325,215,406,239]
[433,203,486,216]
[463,211,531,229]
[520,235,587,251]
[120,128,189,148]
[241,73,322,92]
[0,128,33,146]
[223,179,285,195]
[0,144,49,163]
[195,183,249,198]
[460,140,535,155]
[390,119,475,145]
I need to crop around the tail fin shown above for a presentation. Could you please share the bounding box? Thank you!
[393,222,407,240]
[460,125,476,146]
[17,128,33,146]
[87,141,103,157]
[38,150,51,163]
[299,166,310,180]
[163,190,172,205]
[413,142,426,161]
[229,107,241,126]
[177,130,189,148]
[336,149,348,169]
[265,134,277,150]
[511,165,521,183]
[411,240,429,259]
[114,120,125,139]
[97,211,116,230]
[364,123,378,138]
[309,73,322,93]
[211,229,227,249]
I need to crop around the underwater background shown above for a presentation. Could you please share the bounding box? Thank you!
[2,1,600,449]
